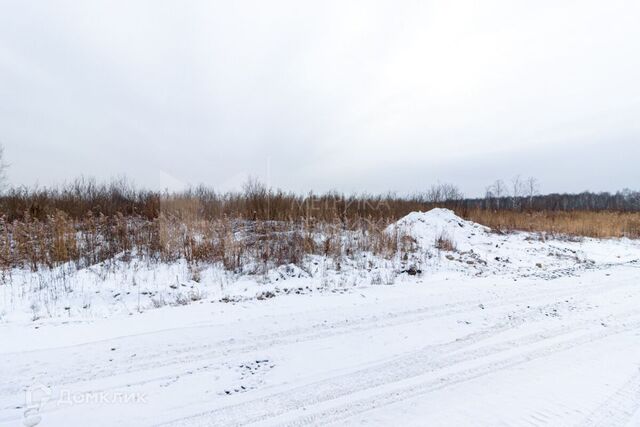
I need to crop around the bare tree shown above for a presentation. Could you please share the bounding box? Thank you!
[524,177,539,207]
[242,176,270,219]
[485,179,506,209]
[511,175,523,198]
[492,179,506,198]
[426,182,464,203]
[0,145,8,192]
[511,175,525,209]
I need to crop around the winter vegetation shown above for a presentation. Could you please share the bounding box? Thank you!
[1,176,640,276]
[1,169,640,321]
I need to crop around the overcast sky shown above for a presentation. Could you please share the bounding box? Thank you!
[1,0,639,196]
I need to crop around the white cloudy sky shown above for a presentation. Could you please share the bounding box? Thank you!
[1,0,639,196]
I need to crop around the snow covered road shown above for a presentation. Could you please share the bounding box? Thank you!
[2,263,640,426]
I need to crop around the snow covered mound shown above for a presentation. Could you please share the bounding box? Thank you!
[388,208,489,252]
[388,208,640,277]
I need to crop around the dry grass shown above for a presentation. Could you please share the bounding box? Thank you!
[0,212,406,273]
[1,181,639,273]
[435,231,456,251]
[2,207,639,273]
[463,209,640,239]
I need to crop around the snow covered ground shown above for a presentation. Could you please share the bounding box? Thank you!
[2,209,640,426]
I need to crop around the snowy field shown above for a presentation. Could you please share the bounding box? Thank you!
[2,210,640,426]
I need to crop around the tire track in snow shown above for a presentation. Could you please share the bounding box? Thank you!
[4,271,631,397]
[158,310,640,426]
[581,369,640,427]
[281,319,640,427]
[0,293,564,416]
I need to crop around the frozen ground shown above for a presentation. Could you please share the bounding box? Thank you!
[2,209,640,426]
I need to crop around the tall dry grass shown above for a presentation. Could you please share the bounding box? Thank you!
[0,211,405,273]
[4,207,635,274]
[464,209,640,239]
[1,179,639,274]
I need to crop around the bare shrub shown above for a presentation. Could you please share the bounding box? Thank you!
[150,296,166,308]
[435,231,456,252]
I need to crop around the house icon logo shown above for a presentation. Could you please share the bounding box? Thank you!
[23,384,51,427]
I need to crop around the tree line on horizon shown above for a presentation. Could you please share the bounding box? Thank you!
[0,141,638,220]
[0,176,639,223]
